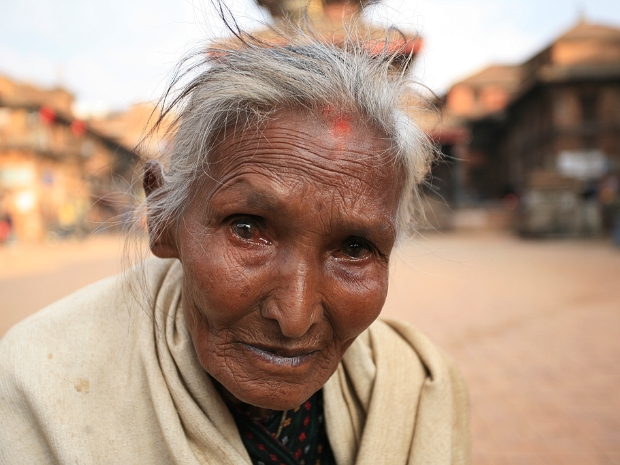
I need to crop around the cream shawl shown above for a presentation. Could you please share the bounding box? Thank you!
[0,258,470,464]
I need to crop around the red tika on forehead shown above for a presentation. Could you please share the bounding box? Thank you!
[331,117,352,137]
[321,105,353,139]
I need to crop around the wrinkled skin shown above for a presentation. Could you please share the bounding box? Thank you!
[145,109,403,411]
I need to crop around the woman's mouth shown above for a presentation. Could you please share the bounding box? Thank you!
[243,344,315,367]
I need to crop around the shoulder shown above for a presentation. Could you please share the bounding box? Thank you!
[366,319,470,462]
[370,317,467,387]
[336,319,439,408]
[0,258,182,461]
[0,257,180,395]
[327,319,470,464]
[353,318,469,412]
[0,272,125,461]
[372,318,471,461]
[0,274,122,414]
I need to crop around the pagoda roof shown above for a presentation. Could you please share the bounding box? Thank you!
[214,0,423,64]
[558,18,620,42]
[453,64,522,91]
[232,20,421,60]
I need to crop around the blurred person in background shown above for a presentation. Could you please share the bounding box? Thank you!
[0,16,470,465]
[600,172,620,246]
[0,213,12,244]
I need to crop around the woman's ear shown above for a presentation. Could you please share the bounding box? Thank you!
[143,160,179,259]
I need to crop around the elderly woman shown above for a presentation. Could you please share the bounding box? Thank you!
[0,33,470,465]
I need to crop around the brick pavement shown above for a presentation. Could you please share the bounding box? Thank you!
[1,232,619,464]
[0,235,124,336]
[382,233,620,465]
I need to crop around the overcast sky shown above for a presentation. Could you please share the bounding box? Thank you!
[1,0,619,117]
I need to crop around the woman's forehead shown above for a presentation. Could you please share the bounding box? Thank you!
[209,108,395,177]
[199,108,403,217]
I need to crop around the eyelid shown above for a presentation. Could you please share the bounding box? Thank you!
[345,236,373,249]
[227,214,264,227]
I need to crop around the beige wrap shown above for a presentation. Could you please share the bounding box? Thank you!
[0,258,470,464]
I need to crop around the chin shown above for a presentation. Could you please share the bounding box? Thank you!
[231,381,322,411]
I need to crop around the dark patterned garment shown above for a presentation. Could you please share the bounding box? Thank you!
[226,390,337,465]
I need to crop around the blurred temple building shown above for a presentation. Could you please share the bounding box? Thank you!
[0,75,138,242]
[89,102,172,160]
[437,19,620,236]
[252,0,422,64]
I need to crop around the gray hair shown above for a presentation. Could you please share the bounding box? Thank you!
[141,28,436,244]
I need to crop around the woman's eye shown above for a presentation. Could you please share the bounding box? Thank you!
[340,238,372,259]
[232,219,257,240]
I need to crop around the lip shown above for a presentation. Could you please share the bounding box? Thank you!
[243,343,316,367]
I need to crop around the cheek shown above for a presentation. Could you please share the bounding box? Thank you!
[325,264,389,340]
[180,230,269,327]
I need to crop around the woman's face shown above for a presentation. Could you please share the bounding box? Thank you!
[155,109,403,410]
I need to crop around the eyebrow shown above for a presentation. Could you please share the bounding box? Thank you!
[214,178,282,211]
[335,218,396,242]
[244,190,280,211]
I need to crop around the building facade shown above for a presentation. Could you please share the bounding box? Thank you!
[440,19,620,235]
[0,75,138,242]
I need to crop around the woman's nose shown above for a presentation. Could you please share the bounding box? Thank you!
[260,255,323,338]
